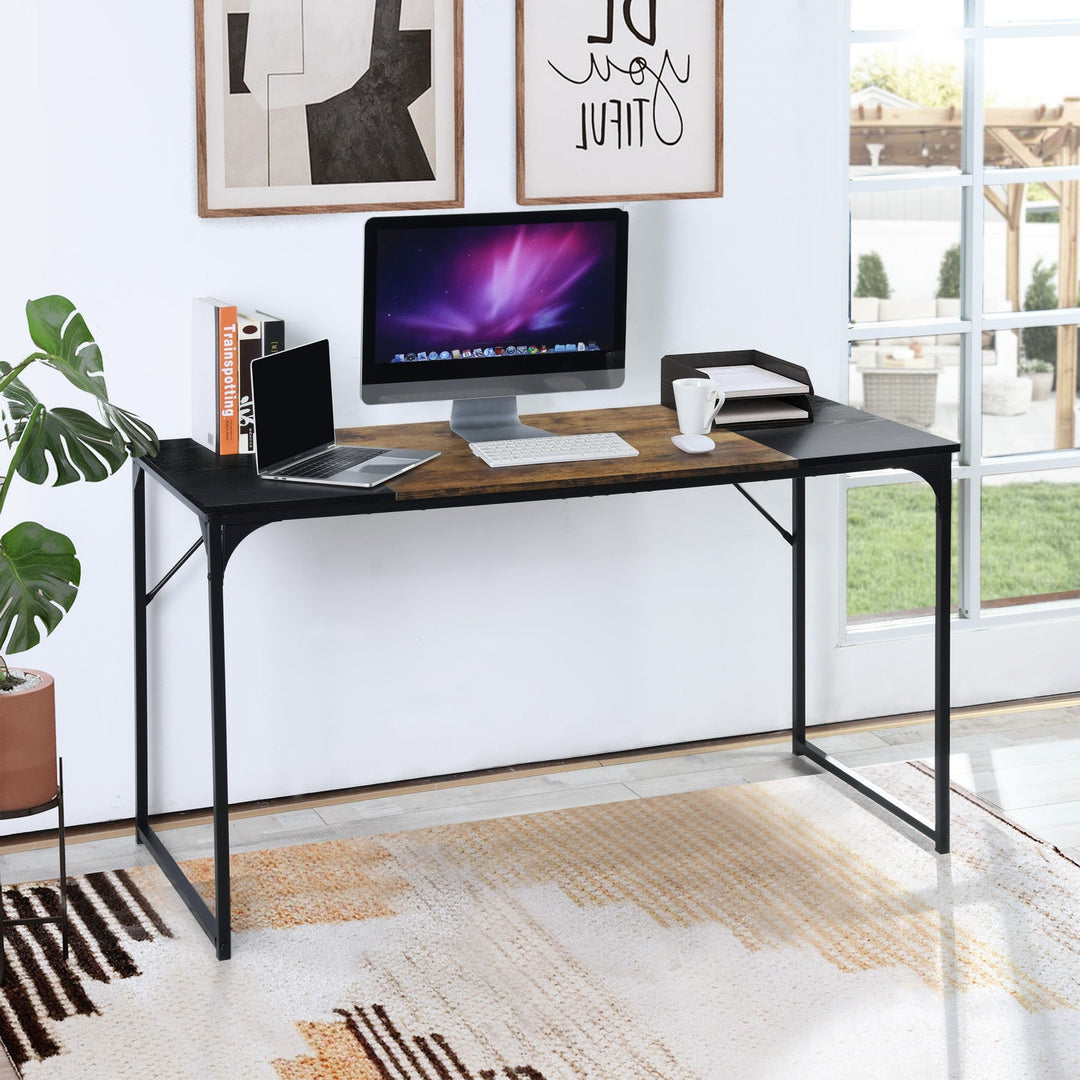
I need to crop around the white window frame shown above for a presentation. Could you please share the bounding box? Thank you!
[842,3,1080,644]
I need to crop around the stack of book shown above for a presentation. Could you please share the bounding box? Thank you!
[192,298,285,454]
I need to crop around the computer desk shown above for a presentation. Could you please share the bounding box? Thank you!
[133,399,957,960]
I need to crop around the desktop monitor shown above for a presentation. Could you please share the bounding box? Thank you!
[360,207,629,441]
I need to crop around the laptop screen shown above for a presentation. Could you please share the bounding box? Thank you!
[251,340,337,470]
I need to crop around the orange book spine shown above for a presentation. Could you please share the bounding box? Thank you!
[217,305,239,455]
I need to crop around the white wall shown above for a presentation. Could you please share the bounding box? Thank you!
[2,2,1076,831]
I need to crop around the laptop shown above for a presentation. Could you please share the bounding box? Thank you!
[251,339,439,488]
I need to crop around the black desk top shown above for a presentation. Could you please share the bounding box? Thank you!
[136,399,957,521]
[135,437,395,519]
[747,397,958,469]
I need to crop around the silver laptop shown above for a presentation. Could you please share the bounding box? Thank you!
[251,339,439,488]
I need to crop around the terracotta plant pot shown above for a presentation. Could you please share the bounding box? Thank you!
[0,670,57,812]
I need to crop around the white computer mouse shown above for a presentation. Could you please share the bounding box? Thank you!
[671,433,715,454]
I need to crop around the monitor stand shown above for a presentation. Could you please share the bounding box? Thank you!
[449,397,554,442]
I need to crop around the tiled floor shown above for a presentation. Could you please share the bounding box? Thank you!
[2,697,1079,885]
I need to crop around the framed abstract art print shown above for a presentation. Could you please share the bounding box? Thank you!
[196,0,463,216]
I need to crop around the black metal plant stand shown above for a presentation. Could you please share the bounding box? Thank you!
[0,758,69,984]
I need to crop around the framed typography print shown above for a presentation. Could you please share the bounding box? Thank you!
[516,0,723,204]
[196,0,463,216]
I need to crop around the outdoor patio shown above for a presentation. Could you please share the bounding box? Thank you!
[849,361,1080,463]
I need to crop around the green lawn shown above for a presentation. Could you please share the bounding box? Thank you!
[847,481,1080,618]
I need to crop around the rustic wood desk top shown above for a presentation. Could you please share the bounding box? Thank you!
[341,404,794,502]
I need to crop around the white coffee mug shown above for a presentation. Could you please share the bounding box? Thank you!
[673,378,725,435]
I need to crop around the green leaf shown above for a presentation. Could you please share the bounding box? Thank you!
[100,401,160,460]
[0,297,158,654]
[0,521,80,654]
[24,295,109,401]
[24,295,73,357]
[0,369,127,484]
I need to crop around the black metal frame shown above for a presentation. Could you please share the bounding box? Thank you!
[0,759,69,983]
[133,408,955,960]
[738,452,951,853]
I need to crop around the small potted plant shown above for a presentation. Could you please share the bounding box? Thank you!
[1019,357,1054,401]
[0,296,157,810]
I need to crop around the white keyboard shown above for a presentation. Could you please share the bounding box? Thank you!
[470,432,639,467]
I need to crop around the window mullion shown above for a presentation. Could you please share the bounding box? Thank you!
[958,2,985,621]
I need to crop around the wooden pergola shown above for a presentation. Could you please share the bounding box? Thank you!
[851,98,1080,447]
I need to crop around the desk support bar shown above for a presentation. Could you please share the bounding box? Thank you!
[797,743,937,837]
[733,483,794,545]
[147,538,204,605]
[134,820,223,949]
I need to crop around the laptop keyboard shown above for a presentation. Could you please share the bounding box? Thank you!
[285,447,383,478]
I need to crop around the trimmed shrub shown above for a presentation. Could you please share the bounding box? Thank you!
[855,251,891,299]
[936,243,960,299]
[1021,259,1058,363]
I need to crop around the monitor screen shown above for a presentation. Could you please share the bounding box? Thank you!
[361,208,628,420]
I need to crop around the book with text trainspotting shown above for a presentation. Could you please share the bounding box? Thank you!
[191,297,240,453]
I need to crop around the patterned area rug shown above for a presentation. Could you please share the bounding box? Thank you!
[4,762,1080,1079]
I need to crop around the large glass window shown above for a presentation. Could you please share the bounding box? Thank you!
[850,334,960,443]
[985,2,1080,26]
[851,191,963,303]
[847,479,959,621]
[849,41,964,180]
[852,1,963,32]
[847,6,1080,627]
[981,468,1080,605]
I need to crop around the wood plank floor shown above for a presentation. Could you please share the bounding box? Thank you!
[2,697,1079,886]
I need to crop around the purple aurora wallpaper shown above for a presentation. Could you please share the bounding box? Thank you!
[370,220,621,364]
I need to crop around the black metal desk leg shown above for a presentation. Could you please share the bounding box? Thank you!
[931,461,952,854]
[132,471,240,960]
[792,477,806,751]
[133,468,149,837]
[205,523,232,960]
[788,460,950,852]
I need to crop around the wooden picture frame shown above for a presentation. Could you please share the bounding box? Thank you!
[195,0,464,217]
[516,0,723,205]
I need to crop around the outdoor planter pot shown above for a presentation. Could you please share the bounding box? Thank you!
[1027,370,1053,401]
[0,670,57,812]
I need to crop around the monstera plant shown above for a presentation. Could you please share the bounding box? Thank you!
[0,295,158,654]
[0,296,157,809]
